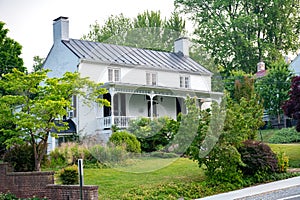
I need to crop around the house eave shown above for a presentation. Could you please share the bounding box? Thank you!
[79,58,212,76]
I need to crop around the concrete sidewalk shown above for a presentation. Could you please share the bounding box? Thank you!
[196,176,300,200]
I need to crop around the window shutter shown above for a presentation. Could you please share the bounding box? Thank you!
[152,73,157,85]
[108,68,113,82]
[146,72,151,85]
[180,76,184,88]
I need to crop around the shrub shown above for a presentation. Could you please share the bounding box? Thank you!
[0,192,47,200]
[109,131,141,153]
[276,151,289,173]
[149,151,178,158]
[47,148,67,168]
[59,164,79,185]
[269,127,300,143]
[128,117,179,152]
[3,143,34,172]
[88,144,128,166]
[238,140,278,176]
[48,142,92,168]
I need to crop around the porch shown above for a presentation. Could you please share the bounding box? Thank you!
[97,83,222,130]
[97,116,141,129]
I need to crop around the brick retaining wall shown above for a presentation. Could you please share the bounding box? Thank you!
[0,163,98,199]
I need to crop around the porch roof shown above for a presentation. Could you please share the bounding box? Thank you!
[102,82,223,101]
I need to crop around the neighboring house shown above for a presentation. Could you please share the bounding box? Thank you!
[290,53,300,75]
[43,16,221,151]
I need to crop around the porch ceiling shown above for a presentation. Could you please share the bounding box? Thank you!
[102,82,223,100]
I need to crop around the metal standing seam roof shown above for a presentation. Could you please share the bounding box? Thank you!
[62,39,212,75]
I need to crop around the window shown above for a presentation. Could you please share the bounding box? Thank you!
[146,72,157,85]
[180,75,190,88]
[108,68,120,82]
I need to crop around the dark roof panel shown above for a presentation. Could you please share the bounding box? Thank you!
[62,39,212,75]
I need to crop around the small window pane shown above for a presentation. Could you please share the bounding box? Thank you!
[185,77,190,88]
[114,69,120,82]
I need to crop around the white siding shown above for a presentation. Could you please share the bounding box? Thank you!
[290,55,300,76]
[127,94,148,117]
[43,42,78,78]
[156,96,176,119]
[78,63,211,91]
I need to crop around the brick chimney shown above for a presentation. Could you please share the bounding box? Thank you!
[53,16,69,43]
[174,37,189,57]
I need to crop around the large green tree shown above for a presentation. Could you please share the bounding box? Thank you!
[0,69,109,171]
[255,59,293,125]
[175,0,300,75]
[0,21,25,76]
[82,11,186,52]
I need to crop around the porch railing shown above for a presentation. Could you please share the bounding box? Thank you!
[97,116,139,129]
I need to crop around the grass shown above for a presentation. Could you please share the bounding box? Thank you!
[257,129,281,142]
[269,143,300,168]
[257,128,300,168]
[84,158,205,199]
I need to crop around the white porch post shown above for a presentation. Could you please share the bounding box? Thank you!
[150,91,155,120]
[110,88,115,127]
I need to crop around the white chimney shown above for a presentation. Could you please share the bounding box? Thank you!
[174,37,189,57]
[53,16,69,43]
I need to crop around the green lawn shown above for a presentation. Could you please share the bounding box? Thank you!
[84,158,205,199]
[257,129,281,142]
[269,143,300,168]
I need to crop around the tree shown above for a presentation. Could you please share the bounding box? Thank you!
[282,76,300,132]
[256,60,293,124]
[175,0,300,75]
[82,11,186,52]
[32,56,45,72]
[0,69,109,171]
[188,78,264,184]
[0,21,25,76]
[82,14,132,42]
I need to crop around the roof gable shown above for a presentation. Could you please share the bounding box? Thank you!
[62,39,212,75]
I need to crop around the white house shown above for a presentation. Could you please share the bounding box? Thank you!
[290,54,300,75]
[43,17,221,150]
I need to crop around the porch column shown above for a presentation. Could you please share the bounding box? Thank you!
[110,88,115,127]
[150,91,155,120]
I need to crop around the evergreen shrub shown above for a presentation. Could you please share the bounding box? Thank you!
[3,143,34,172]
[109,131,141,153]
[59,164,79,185]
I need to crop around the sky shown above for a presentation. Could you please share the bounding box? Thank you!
[0,0,176,71]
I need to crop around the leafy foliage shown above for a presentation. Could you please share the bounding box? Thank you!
[269,127,300,144]
[238,140,279,176]
[0,192,47,200]
[276,151,289,173]
[82,11,186,52]
[282,76,300,131]
[46,142,95,169]
[188,76,264,185]
[109,131,141,153]
[0,21,25,77]
[256,59,293,124]
[175,0,300,75]
[59,164,79,185]
[128,116,179,152]
[0,69,109,171]
[3,143,34,172]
